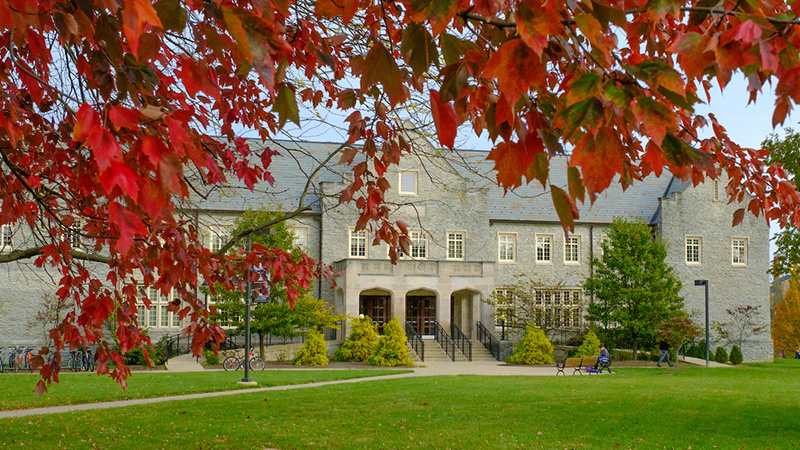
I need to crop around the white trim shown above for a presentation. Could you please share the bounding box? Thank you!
[446,230,466,261]
[209,226,230,253]
[498,232,516,263]
[731,237,748,266]
[685,236,702,265]
[535,234,553,264]
[564,235,581,265]
[0,224,12,252]
[349,229,368,258]
[409,230,428,259]
[290,226,309,251]
[398,170,418,196]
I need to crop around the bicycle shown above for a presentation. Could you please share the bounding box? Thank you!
[82,348,94,372]
[13,347,33,373]
[222,348,266,371]
[66,350,83,372]
[0,350,4,373]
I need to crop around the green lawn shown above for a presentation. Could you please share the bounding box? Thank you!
[0,369,410,411]
[3,361,800,449]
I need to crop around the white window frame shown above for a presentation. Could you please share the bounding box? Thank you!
[290,226,309,251]
[398,171,418,196]
[446,231,465,260]
[685,236,702,265]
[564,235,580,265]
[732,237,748,266]
[63,221,83,250]
[349,229,367,258]
[498,233,516,263]
[0,224,12,252]
[409,230,428,259]
[209,226,229,253]
[536,234,553,264]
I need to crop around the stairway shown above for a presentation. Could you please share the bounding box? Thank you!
[407,337,499,362]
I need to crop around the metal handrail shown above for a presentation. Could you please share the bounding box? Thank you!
[433,321,456,361]
[405,322,424,362]
[450,322,472,361]
[476,321,501,361]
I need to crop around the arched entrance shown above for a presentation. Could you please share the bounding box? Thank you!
[451,289,481,338]
[406,288,437,337]
[359,288,391,334]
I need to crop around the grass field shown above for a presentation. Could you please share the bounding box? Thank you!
[0,369,410,411]
[2,361,800,449]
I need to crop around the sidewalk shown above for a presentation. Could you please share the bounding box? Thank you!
[164,353,205,372]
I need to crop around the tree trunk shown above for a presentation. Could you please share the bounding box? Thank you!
[259,334,265,358]
[632,336,639,361]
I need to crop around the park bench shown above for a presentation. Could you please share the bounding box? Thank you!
[556,356,612,375]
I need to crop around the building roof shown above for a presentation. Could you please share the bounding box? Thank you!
[193,139,680,224]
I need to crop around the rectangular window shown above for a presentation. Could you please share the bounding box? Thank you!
[410,231,427,259]
[498,233,515,262]
[536,235,552,263]
[291,227,308,250]
[732,238,747,266]
[64,221,82,249]
[447,231,465,260]
[160,305,169,327]
[564,236,580,264]
[349,230,367,258]
[148,305,157,327]
[493,289,516,326]
[209,227,229,253]
[172,311,181,328]
[685,237,702,264]
[399,171,417,195]
[0,224,12,251]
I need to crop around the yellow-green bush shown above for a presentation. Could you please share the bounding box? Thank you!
[507,324,554,365]
[334,316,379,362]
[575,330,601,358]
[368,318,413,367]
[292,329,329,366]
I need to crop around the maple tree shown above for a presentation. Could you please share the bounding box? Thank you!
[3,0,800,392]
[772,273,800,354]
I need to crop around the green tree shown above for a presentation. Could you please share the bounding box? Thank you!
[729,346,744,365]
[369,319,413,367]
[334,316,380,362]
[507,324,555,365]
[292,329,329,367]
[211,207,340,355]
[584,218,684,360]
[763,129,800,277]
[575,330,601,358]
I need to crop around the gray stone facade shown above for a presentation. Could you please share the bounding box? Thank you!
[0,138,774,361]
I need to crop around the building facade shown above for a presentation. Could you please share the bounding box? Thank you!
[0,138,774,361]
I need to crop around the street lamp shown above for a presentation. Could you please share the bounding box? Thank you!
[238,228,275,387]
[694,280,709,367]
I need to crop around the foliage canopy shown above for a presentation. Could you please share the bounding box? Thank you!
[3,0,800,391]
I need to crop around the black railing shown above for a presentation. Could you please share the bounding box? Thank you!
[450,322,472,361]
[218,321,342,352]
[405,322,424,362]
[164,334,192,360]
[433,321,456,361]
[477,321,501,361]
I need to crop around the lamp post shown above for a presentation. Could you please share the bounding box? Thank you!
[238,227,275,386]
[694,280,709,367]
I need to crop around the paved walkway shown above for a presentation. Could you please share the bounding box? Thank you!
[0,354,728,419]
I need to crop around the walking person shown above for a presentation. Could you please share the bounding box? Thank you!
[657,340,673,367]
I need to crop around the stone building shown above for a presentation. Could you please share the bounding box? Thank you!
[0,137,773,361]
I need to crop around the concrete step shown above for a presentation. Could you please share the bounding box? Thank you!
[408,338,500,363]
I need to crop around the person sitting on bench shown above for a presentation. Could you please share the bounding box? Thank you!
[596,343,613,374]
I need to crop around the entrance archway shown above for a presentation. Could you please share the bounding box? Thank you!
[406,288,437,336]
[451,289,481,338]
[359,288,391,334]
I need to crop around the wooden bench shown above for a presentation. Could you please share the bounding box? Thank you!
[556,356,611,375]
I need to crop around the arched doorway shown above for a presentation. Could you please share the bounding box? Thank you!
[406,288,437,337]
[451,289,480,338]
[359,288,391,334]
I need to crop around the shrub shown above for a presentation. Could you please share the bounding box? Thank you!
[334,316,379,362]
[507,323,554,365]
[714,346,729,364]
[575,330,601,358]
[615,350,633,361]
[203,349,219,366]
[292,329,329,366]
[729,345,743,365]
[648,348,661,362]
[124,347,146,366]
[151,335,170,365]
[369,318,413,367]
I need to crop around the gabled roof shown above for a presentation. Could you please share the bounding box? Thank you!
[193,139,681,224]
